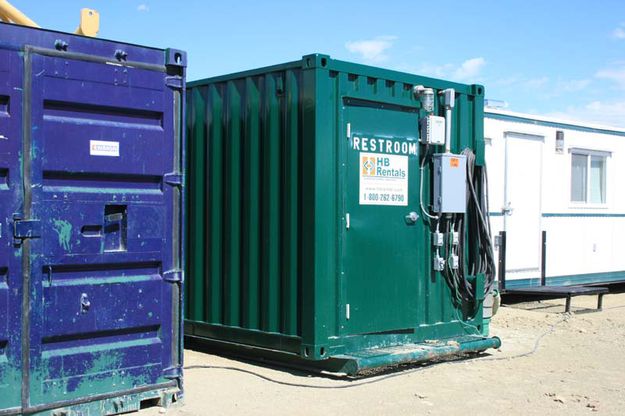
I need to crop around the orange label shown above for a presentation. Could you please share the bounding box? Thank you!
[450,158,459,168]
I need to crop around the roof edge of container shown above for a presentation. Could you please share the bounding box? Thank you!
[188,58,305,87]
[0,21,169,52]
[188,53,484,96]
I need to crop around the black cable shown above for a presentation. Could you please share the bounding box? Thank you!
[462,149,497,296]
[183,364,431,389]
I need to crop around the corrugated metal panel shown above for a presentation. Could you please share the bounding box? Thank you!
[0,22,185,415]
[186,54,489,363]
[187,70,302,337]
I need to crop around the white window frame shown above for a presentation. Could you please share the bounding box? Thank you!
[569,147,610,207]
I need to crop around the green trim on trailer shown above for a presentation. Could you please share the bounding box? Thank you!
[490,212,625,218]
[485,111,625,137]
[502,270,625,289]
[542,213,625,218]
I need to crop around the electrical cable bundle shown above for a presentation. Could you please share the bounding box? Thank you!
[462,148,497,296]
[436,149,496,306]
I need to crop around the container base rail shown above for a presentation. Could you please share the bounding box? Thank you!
[0,385,180,416]
[186,334,501,376]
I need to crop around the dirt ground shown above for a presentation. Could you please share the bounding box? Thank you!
[142,290,625,416]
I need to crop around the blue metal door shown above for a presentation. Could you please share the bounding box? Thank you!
[24,49,182,409]
[0,48,23,413]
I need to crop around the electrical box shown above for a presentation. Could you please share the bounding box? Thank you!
[433,153,467,213]
[420,115,446,145]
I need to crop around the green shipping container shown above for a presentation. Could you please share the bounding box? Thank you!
[185,54,500,374]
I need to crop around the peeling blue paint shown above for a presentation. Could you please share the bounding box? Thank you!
[52,219,72,251]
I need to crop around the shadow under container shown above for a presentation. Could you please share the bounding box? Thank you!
[185,54,500,374]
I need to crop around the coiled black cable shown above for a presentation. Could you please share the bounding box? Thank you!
[441,149,496,306]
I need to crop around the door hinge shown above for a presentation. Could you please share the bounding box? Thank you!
[163,172,183,187]
[162,365,182,379]
[163,269,183,283]
[13,216,41,242]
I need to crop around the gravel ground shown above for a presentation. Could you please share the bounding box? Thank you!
[141,289,625,416]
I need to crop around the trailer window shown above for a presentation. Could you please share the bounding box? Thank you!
[570,152,606,204]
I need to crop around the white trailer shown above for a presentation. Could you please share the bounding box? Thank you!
[484,108,625,290]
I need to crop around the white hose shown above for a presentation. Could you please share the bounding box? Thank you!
[419,147,439,220]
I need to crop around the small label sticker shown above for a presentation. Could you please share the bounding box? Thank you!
[450,157,459,168]
[359,152,408,206]
[90,140,119,157]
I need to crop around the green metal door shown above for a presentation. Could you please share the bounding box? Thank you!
[343,101,422,335]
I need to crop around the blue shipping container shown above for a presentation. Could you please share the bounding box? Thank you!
[0,22,185,415]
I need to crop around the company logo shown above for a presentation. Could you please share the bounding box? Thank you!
[361,155,406,178]
[362,156,376,176]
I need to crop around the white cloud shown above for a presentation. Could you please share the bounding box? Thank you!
[414,62,453,79]
[596,66,625,89]
[408,57,485,82]
[546,100,625,128]
[453,57,486,81]
[137,4,149,12]
[345,36,397,63]
[612,25,625,39]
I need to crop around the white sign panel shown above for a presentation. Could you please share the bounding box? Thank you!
[359,152,408,206]
[89,140,120,157]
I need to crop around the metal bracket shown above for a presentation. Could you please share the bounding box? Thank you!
[165,49,187,68]
[163,172,183,187]
[165,76,183,89]
[13,215,41,242]
[163,269,183,283]
[162,365,182,379]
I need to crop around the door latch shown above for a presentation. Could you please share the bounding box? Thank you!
[502,202,513,216]
[13,215,41,245]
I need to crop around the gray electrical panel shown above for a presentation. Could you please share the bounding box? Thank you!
[433,153,467,213]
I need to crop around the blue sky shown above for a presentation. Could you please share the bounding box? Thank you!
[9,0,625,127]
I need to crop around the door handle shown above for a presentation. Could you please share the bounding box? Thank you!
[405,211,419,224]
